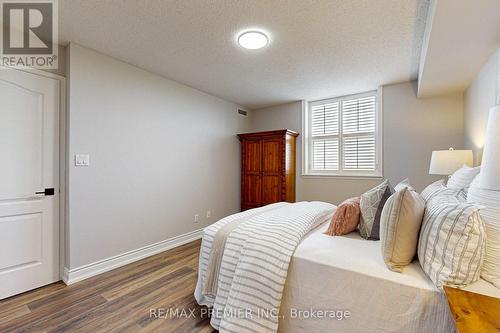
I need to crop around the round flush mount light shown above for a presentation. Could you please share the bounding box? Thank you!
[237,31,269,50]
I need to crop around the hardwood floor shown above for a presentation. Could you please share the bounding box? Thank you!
[0,240,215,333]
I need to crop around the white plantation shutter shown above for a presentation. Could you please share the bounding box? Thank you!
[342,96,376,134]
[310,102,340,171]
[313,139,339,170]
[342,96,376,171]
[343,135,376,170]
[306,91,381,176]
[311,102,339,136]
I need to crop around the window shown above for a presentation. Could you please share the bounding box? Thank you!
[303,91,382,177]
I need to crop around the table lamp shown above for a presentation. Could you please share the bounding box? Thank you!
[429,148,473,176]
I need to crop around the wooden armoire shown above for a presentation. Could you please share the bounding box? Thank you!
[238,129,299,211]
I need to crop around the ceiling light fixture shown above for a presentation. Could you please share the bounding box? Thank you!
[237,31,269,50]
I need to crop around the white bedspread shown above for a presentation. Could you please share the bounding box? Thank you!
[194,201,335,333]
[279,222,500,333]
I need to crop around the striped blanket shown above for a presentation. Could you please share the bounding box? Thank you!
[194,201,335,333]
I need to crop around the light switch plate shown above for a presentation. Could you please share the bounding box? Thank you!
[75,154,90,166]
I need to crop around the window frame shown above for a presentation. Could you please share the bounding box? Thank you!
[302,89,383,178]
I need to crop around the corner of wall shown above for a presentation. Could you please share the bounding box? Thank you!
[463,47,500,166]
[496,47,500,105]
[63,43,71,269]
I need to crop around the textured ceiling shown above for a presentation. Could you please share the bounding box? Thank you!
[59,0,429,109]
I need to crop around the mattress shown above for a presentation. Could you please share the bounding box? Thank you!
[278,222,500,333]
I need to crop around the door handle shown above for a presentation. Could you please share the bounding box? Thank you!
[35,188,55,196]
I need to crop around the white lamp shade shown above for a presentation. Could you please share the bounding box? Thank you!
[429,149,473,175]
[475,106,500,190]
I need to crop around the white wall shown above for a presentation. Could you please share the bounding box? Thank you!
[464,47,500,165]
[66,43,249,269]
[250,81,464,204]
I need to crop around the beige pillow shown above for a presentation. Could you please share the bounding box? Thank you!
[380,187,425,272]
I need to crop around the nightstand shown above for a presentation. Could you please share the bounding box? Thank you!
[444,285,500,333]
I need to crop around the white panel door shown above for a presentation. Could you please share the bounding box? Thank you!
[0,68,60,299]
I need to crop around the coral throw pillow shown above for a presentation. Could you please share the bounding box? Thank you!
[325,197,361,236]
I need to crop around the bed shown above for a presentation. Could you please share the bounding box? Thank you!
[279,222,500,332]
[195,201,500,333]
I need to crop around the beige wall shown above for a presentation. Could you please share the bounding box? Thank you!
[66,43,249,269]
[464,47,500,165]
[250,81,464,204]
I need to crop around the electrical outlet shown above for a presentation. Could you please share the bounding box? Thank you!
[206,210,211,219]
[194,214,199,223]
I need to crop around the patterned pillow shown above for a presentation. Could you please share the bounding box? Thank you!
[420,179,446,202]
[447,165,480,190]
[468,186,500,288]
[359,180,394,240]
[324,197,360,236]
[418,200,486,289]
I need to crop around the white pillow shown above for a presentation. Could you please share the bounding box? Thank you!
[394,178,415,192]
[418,199,486,289]
[427,188,467,206]
[468,185,500,288]
[420,179,466,204]
[420,179,446,202]
[447,165,480,190]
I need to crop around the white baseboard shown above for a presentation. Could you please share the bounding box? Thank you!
[62,228,203,285]
[62,267,70,285]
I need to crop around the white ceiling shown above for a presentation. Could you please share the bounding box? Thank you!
[418,0,500,98]
[59,0,429,110]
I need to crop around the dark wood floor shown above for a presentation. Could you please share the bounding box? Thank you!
[0,240,215,333]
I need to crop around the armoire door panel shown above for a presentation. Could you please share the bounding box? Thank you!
[262,176,281,205]
[243,175,262,206]
[243,140,261,173]
[262,139,282,174]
